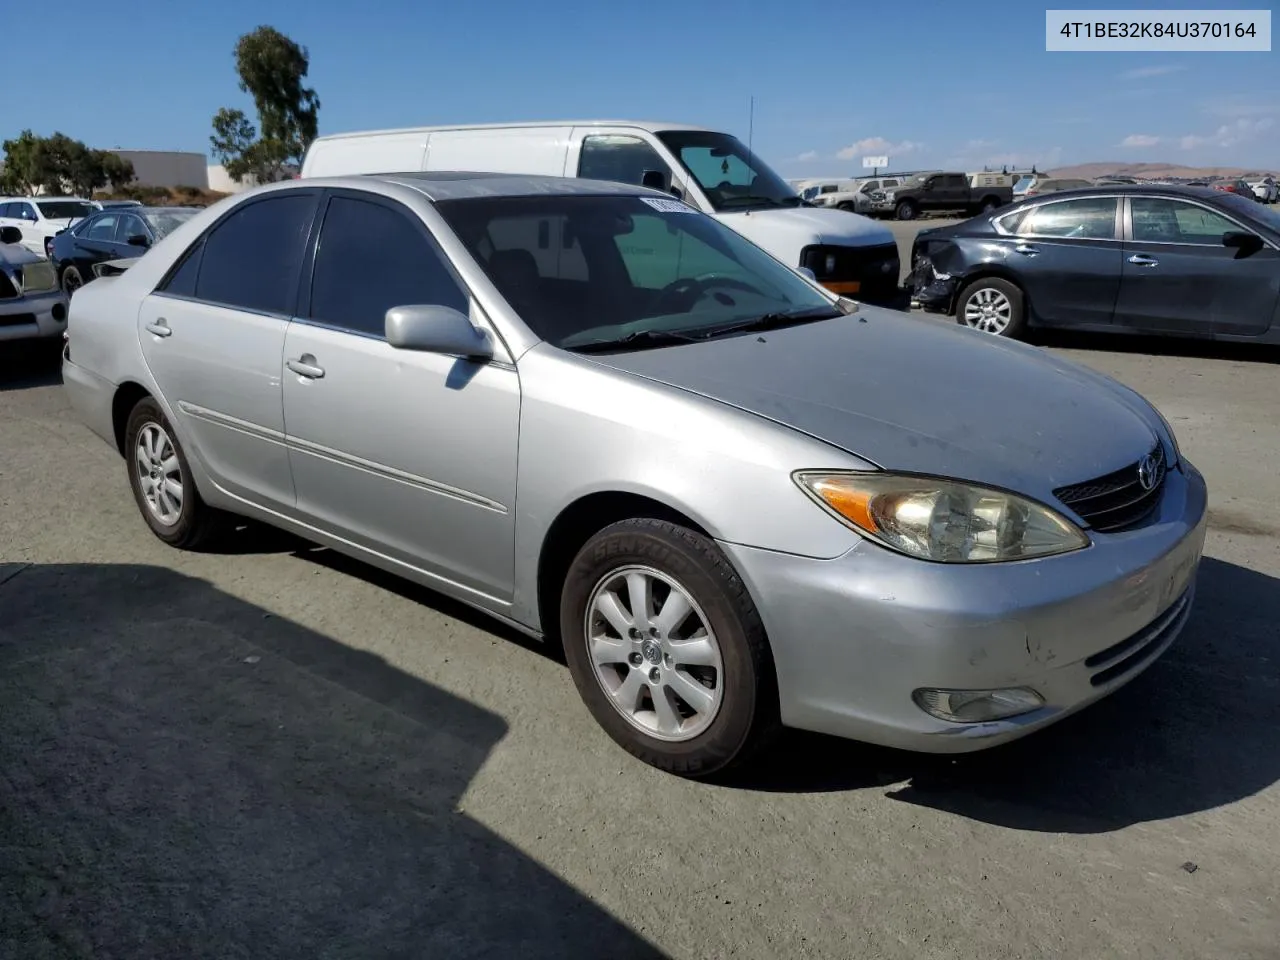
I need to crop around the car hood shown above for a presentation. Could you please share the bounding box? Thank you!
[716,206,896,260]
[581,309,1162,499]
[0,242,41,267]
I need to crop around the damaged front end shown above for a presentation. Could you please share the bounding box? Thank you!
[908,236,963,314]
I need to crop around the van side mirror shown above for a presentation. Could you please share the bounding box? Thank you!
[0,225,21,244]
[641,169,667,191]
[385,304,494,360]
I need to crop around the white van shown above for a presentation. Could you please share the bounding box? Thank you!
[300,121,902,300]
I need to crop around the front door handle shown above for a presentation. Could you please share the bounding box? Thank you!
[287,355,325,379]
[144,318,172,338]
[1128,254,1159,267]
[1014,244,1039,256]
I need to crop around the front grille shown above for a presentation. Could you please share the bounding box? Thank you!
[800,242,901,288]
[1054,442,1166,532]
[1085,588,1191,687]
[0,312,37,328]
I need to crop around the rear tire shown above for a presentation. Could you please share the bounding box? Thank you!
[560,518,779,778]
[124,397,228,550]
[956,277,1026,339]
[61,265,84,295]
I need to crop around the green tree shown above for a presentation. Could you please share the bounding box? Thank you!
[0,130,47,194]
[0,131,133,195]
[209,26,320,184]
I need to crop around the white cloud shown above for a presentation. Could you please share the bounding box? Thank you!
[1119,64,1184,80]
[1179,117,1275,150]
[1120,134,1162,148]
[836,136,922,161]
[794,150,818,162]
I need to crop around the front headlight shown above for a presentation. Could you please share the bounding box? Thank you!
[17,261,57,294]
[881,191,895,201]
[794,471,1090,563]
[1149,405,1181,466]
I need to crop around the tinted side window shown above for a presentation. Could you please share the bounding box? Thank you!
[1131,198,1240,245]
[309,195,468,337]
[115,215,147,243]
[159,240,203,297]
[1019,197,1118,240]
[87,214,120,242]
[578,135,673,190]
[195,194,315,314]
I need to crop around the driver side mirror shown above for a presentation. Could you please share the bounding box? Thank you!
[1222,230,1262,254]
[385,304,494,361]
[0,225,21,244]
[127,234,151,248]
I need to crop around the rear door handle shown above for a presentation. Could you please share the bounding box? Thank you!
[1128,254,1159,267]
[1014,244,1039,256]
[144,318,172,338]
[287,355,325,379]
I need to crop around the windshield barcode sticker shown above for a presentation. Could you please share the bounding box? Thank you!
[640,197,695,213]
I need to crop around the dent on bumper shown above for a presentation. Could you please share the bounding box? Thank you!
[721,461,1208,753]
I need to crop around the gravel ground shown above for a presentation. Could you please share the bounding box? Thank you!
[2,276,1278,959]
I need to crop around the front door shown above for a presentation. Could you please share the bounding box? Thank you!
[995,195,1124,327]
[138,190,319,509]
[281,190,520,602]
[571,128,697,208]
[1114,195,1280,337]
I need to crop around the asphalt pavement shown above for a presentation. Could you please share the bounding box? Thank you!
[2,270,1279,958]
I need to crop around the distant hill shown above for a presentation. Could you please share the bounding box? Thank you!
[1049,161,1278,180]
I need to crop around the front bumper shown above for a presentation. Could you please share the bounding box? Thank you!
[721,459,1208,753]
[0,290,69,342]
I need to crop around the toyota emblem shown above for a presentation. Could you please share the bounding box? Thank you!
[1136,453,1159,492]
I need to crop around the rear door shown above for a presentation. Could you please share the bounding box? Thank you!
[992,195,1123,327]
[1114,195,1280,337]
[138,190,320,509]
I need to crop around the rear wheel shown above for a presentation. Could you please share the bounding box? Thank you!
[124,397,228,549]
[560,518,779,778]
[957,277,1026,338]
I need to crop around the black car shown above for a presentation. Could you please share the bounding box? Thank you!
[909,185,1280,343]
[50,206,197,294]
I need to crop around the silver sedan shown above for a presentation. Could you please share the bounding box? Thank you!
[61,173,1207,777]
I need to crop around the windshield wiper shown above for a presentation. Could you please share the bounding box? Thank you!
[695,307,842,339]
[569,329,704,353]
[716,195,786,209]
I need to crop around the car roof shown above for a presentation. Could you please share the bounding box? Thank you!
[1016,183,1229,201]
[324,171,668,202]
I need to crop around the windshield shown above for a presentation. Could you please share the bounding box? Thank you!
[1218,192,1280,232]
[656,131,802,212]
[37,201,95,220]
[142,208,197,239]
[435,194,838,351]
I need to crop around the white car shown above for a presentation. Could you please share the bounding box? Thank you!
[1249,179,1277,203]
[0,197,98,258]
[0,225,69,341]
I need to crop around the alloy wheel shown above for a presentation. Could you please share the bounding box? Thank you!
[134,421,184,526]
[963,287,1014,334]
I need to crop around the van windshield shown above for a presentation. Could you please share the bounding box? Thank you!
[434,194,838,352]
[657,131,802,213]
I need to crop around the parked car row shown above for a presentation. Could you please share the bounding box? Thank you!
[50,205,198,294]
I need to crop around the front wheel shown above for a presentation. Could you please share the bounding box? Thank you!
[957,277,1026,338]
[895,199,918,220]
[560,518,779,778]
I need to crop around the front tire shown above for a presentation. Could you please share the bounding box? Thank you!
[560,518,779,778]
[895,199,918,220]
[956,277,1026,338]
[124,397,227,549]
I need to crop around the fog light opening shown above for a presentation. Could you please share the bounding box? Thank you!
[913,687,1044,723]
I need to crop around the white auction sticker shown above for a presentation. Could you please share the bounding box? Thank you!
[640,197,695,213]
[1046,9,1271,51]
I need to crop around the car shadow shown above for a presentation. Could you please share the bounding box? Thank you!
[725,556,1280,833]
[0,339,63,392]
[0,563,665,959]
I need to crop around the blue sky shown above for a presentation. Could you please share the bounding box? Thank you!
[9,0,1277,175]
